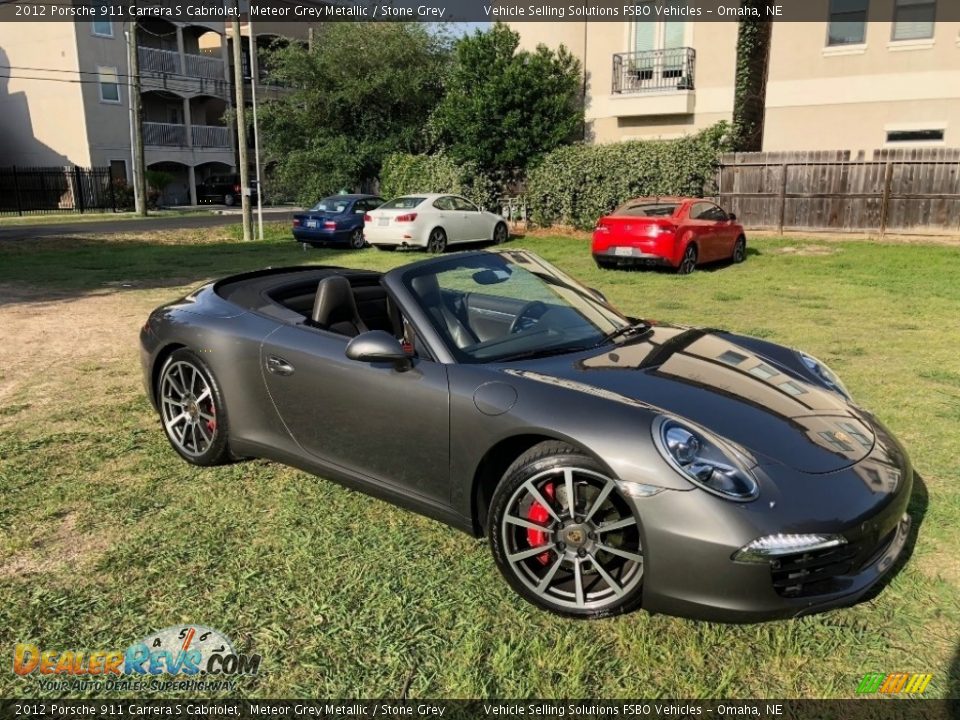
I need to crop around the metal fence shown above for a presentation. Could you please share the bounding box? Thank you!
[0,166,120,216]
[612,48,696,94]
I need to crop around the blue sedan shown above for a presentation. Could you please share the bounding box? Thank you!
[292,194,384,249]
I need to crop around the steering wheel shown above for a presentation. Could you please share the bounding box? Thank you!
[509,300,549,334]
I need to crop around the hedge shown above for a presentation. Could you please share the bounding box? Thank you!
[526,122,731,230]
[379,152,497,210]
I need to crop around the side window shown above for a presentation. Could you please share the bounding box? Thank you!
[453,196,478,212]
[701,204,728,222]
[690,203,711,220]
[433,196,454,211]
[354,201,368,214]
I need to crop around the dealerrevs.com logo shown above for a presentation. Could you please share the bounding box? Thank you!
[856,672,933,695]
[13,625,261,693]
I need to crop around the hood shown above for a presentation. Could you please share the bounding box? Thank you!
[511,325,874,474]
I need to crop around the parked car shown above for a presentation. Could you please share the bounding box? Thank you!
[292,195,384,250]
[363,193,508,253]
[141,249,912,621]
[196,174,257,207]
[592,197,746,274]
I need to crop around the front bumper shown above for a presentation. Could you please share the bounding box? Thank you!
[634,423,914,622]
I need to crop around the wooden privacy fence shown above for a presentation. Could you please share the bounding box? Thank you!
[715,149,960,236]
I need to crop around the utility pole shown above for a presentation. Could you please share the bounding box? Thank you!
[127,21,147,216]
[231,11,252,242]
[249,23,264,241]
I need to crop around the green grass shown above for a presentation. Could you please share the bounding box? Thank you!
[0,225,958,699]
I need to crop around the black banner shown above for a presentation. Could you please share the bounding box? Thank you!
[1,700,958,720]
[3,0,960,23]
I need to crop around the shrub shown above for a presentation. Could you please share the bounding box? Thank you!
[379,152,497,210]
[526,122,731,230]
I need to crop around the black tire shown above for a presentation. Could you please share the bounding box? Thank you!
[732,235,747,264]
[349,229,365,250]
[594,257,616,270]
[427,227,448,254]
[156,348,233,466]
[677,243,698,275]
[492,222,508,245]
[223,193,236,207]
[488,441,645,619]
[309,243,323,249]
[375,245,397,252]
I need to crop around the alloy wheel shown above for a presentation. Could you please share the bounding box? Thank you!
[427,229,447,254]
[499,466,643,612]
[733,238,746,263]
[350,229,365,250]
[159,360,218,458]
[494,223,508,245]
[678,245,697,275]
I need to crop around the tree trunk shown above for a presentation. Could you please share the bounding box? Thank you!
[732,6,773,152]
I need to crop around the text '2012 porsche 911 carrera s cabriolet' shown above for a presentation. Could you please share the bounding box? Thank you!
[140,250,913,621]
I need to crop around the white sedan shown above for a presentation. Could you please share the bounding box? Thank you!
[363,193,508,253]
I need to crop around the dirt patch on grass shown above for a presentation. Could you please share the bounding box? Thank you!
[0,283,172,411]
[770,245,838,256]
[0,511,112,579]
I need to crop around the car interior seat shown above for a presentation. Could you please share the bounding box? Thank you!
[311,275,369,337]
[410,273,478,349]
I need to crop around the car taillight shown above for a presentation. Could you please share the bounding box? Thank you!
[292,218,300,227]
[324,220,337,229]
[395,213,417,222]
[656,224,677,235]
[233,184,241,193]
[363,214,372,222]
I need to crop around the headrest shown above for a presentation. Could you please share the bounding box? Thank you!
[312,275,360,327]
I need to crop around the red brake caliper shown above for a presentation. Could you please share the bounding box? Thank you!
[206,402,217,434]
[526,483,555,565]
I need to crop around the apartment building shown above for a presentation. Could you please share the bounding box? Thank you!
[0,19,310,205]
[512,3,960,151]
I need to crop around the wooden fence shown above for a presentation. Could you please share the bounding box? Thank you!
[715,149,960,236]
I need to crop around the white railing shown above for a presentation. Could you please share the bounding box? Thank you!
[185,53,224,80]
[143,122,187,147]
[138,47,180,75]
[191,125,230,148]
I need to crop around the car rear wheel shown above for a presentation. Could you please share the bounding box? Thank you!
[223,193,236,207]
[677,244,698,275]
[349,229,365,250]
[427,228,448,254]
[732,236,747,263]
[493,222,508,245]
[489,441,645,618]
[157,349,232,466]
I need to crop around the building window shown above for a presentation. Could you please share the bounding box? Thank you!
[886,128,945,143]
[91,21,112,37]
[892,0,936,41]
[98,67,121,104]
[827,0,869,45]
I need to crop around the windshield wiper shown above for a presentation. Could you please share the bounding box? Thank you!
[597,320,651,346]
[496,344,597,362]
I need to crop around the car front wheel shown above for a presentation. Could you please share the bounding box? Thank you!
[492,222,508,245]
[732,236,747,263]
[157,348,232,466]
[489,441,645,618]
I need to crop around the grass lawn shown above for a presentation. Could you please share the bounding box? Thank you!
[0,224,958,699]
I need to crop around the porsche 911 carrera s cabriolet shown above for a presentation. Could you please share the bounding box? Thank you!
[140,250,913,621]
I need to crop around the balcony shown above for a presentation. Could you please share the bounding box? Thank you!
[138,47,225,81]
[612,48,696,94]
[143,122,230,148]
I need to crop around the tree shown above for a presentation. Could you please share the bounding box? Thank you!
[258,23,451,204]
[731,3,774,152]
[430,23,582,180]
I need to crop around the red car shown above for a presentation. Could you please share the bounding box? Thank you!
[592,197,747,274]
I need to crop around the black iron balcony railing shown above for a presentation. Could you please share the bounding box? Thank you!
[612,47,696,94]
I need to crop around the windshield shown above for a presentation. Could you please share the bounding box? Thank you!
[381,197,425,210]
[613,202,678,217]
[311,197,352,213]
[401,251,633,363]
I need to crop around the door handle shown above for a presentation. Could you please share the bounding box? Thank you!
[266,355,295,376]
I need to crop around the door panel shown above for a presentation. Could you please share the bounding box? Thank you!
[260,325,451,505]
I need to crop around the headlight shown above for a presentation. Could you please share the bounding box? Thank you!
[652,417,758,501]
[732,533,847,563]
[798,351,851,400]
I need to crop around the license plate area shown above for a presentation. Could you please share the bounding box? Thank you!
[305,220,318,229]
[614,246,633,257]
[378,218,389,226]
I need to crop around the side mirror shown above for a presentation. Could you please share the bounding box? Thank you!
[728,213,737,222]
[345,330,411,370]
